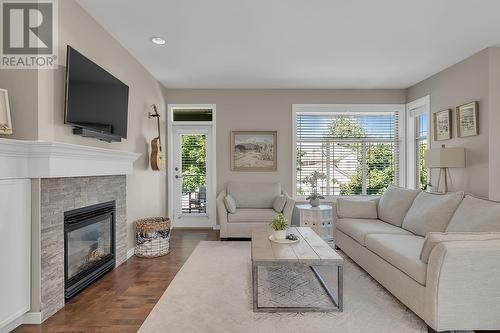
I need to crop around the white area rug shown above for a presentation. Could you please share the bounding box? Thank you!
[139,241,427,333]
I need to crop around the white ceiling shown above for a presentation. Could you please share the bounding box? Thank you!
[77,0,500,89]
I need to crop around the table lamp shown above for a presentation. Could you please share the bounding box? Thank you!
[424,145,465,193]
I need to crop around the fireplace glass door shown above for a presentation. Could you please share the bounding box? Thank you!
[66,216,113,280]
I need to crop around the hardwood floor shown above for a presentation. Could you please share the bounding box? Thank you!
[14,229,219,333]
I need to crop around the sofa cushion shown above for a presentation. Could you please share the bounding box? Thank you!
[272,195,286,213]
[446,195,500,232]
[420,232,500,263]
[378,185,419,227]
[227,209,278,223]
[365,234,427,285]
[336,218,413,246]
[227,182,281,209]
[402,191,464,237]
[224,194,237,213]
[336,198,378,219]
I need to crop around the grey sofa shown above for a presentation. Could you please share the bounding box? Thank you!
[217,182,295,238]
[335,185,500,332]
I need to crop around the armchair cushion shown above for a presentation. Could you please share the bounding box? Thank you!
[446,195,500,232]
[227,209,277,223]
[227,182,281,209]
[420,232,500,263]
[402,191,464,237]
[378,185,419,227]
[224,194,237,213]
[272,195,286,213]
[336,198,378,219]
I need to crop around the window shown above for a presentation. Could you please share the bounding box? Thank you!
[294,105,404,197]
[415,113,428,190]
[407,96,430,190]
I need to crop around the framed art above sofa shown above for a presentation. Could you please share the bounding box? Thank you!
[230,130,277,171]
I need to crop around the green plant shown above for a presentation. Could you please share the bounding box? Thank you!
[304,171,326,200]
[306,193,325,200]
[270,213,288,231]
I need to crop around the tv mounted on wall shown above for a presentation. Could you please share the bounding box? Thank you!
[64,46,129,142]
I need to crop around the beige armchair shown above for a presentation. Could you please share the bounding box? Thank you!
[217,182,295,239]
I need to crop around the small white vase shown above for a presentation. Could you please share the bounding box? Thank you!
[274,230,286,240]
[309,198,320,207]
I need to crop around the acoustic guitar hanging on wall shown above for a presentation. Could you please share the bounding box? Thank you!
[148,104,166,171]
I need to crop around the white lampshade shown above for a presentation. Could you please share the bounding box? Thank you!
[424,147,465,168]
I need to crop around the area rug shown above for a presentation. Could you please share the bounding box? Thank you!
[139,241,427,333]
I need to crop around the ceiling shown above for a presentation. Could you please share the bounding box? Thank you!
[77,0,500,89]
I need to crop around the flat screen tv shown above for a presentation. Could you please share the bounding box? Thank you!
[64,46,129,141]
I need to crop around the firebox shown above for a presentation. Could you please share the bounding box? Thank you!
[64,201,116,300]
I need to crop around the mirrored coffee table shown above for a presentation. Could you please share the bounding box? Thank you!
[251,226,343,312]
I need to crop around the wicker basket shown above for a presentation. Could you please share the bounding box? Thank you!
[134,217,171,258]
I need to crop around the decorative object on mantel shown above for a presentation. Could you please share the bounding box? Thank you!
[305,171,326,207]
[135,217,171,258]
[424,144,465,193]
[0,89,12,135]
[270,213,288,240]
[456,101,479,138]
[148,104,166,171]
[230,130,277,171]
[433,109,451,141]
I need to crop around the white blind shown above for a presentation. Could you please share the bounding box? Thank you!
[296,111,400,196]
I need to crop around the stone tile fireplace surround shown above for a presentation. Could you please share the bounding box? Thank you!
[40,176,126,320]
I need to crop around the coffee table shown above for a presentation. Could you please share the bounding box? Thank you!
[251,226,343,312]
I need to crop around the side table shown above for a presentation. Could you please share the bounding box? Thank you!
[296,204,334,241]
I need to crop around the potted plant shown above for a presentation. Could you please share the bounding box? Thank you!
[270,213,288,239]
[305,171,326,207]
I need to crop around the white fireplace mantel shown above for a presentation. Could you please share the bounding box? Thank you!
[0,138,141,179]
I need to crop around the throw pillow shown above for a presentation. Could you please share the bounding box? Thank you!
[446,195,500,232]
[378,185,420,227]
[224,194,237,214]
[420,232,500,263]
[273,195,287,213]
[402,191,464,237]
[336,198,378,219]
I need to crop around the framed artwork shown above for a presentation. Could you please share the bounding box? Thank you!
[231,131,277,171]
[433,109,451,141]
[456,101,479,137]
[0,89,12,135]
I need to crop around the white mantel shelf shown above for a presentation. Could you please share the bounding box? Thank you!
[0,138,141,179]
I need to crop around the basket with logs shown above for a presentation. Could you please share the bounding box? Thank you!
[134,217,171,258]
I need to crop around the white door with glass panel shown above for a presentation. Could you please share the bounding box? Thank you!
[171,126,214,227]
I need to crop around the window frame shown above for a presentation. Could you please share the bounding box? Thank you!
[292,104,406,200]
[406,96,431,190]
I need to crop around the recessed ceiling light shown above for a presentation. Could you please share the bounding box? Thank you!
[151,37,166,45]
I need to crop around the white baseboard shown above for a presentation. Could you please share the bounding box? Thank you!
[0,311,41,333]
[126,248,135,260]
[23,312,42,324]
[212,225,220,230]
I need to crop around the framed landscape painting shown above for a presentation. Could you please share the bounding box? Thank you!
[231,131,277,171]
[457,101,479,137]
[433,109,451,141]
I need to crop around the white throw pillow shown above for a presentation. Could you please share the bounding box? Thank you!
[420,232,500,263]
[378,185,420,227]
[336,198,378,219]
[224,194,237,214]
[273,195,287,213]
[446,195,500,232]
[402,191,464,237]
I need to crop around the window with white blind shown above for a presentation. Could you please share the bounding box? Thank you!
[293,104,405,197]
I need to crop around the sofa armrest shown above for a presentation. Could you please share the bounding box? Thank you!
[216,190,228,238]
[282,191,295,223]
[425,239,500,331]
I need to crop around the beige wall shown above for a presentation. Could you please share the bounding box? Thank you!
[163,89,406,195]
[36,0,167,250]
[0,70,38,140]
[488,48,500,200]
[407,49,492,198]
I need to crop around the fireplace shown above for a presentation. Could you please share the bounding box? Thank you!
[64,201,116,300]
